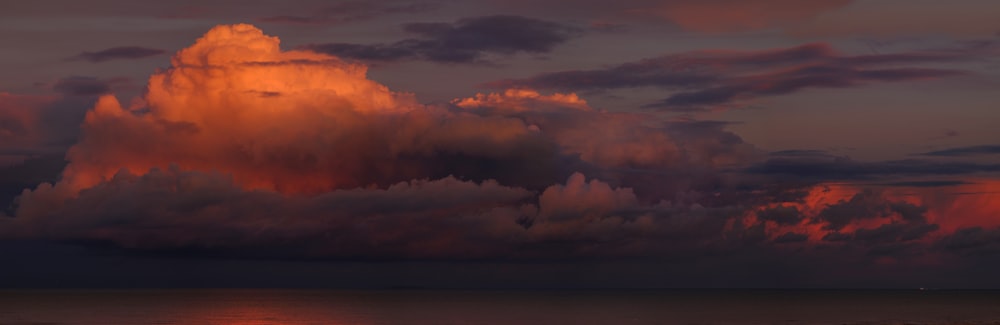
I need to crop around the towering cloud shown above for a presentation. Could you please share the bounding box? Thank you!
[5,24,1000,274]
[5,24,748,257]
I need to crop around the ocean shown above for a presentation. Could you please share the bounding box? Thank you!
[0,289,998,324]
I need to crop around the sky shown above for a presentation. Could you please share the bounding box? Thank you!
[0,0,999,289]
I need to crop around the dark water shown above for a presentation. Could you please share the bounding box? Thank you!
[1,289,999,325]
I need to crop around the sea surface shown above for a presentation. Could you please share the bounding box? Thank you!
[0,289,998,325]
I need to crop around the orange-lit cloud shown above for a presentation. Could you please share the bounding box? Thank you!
[53,24,566,195]
[453,89,590,112]
[749,180,1000,247]
[6,24,1000,273]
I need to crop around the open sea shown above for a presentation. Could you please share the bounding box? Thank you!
[0,289,998,325]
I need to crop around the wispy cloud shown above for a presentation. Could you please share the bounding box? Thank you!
[300,15,582,64]
[489,42,994,111]
[69,46,166,63]
[917,145,1000,157]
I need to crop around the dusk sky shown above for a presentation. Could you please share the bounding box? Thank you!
[1,0,1000,289]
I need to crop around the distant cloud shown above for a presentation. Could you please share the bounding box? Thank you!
[300,15,582,64]
[745,156,1000,181]
[5,24,1000,287]
[938,227,1000,256]
[51,76,124,96]
[917,145,1000,157]
[490,0,853,34]
[877,180,974,188]
[794,1,1000,37]
[769,149,834,157]
[70,46,166,63]
[490,42,992,111]
[650,67,962,108]
[0,92,92,169]
[258,1,440,25]
[756,206,803,225]
[645,0,853,33]
[588,21,629,33]
[774,232,809,243]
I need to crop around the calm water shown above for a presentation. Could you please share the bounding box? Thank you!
[0,289,999,325]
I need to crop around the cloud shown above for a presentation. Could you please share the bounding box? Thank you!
[452,89,759,173]
[745,156,1000,181]
[0,92,98,206]
[300,15,582,64]
[10,167,535,259]
[755,206,802,225]
[70,46,166,63]
[812,190,887,231]
[939,227,1000,256]
[917,145,1000,157]
[537,172,638,220]
[650,67,963,108]
[774,232,809,243]
[50,76,133,97]
[257,1,440,25]
[877,180,974,188]
[489,0,852,34]
[6,24,762,259]
[793,0,1000,37]
[646,0,853,33]
[489,42,988,110]
[54,24,573,195]
[0,92,92,165]
[768,149,839,158]
[7,24,1000,281]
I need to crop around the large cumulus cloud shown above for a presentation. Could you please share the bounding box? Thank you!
[5,24,1000,274]
[6,24,754,259]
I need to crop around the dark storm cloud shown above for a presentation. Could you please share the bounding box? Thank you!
[0,93,93,154]
[489,42,992,110]
[852,222,939,244]
[300,15,582,64]
[822,232,852,242]
[257,1,440,25]
[810,193,937,243]
[0,155,66,213]
[70,46,166,63]
[756,206,803,225]
[744,156,1000,181]
[774,232,809,243]
[877,180,974,188]
[814,190,888,230]
[808,198,939,252]
[51,76,117,96]
[8,168,538,259]
[649,67,964,108]
[938,227,1000,256]
[0,93,94,208]
[917,145,1000,157]
[768,149,833,157]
